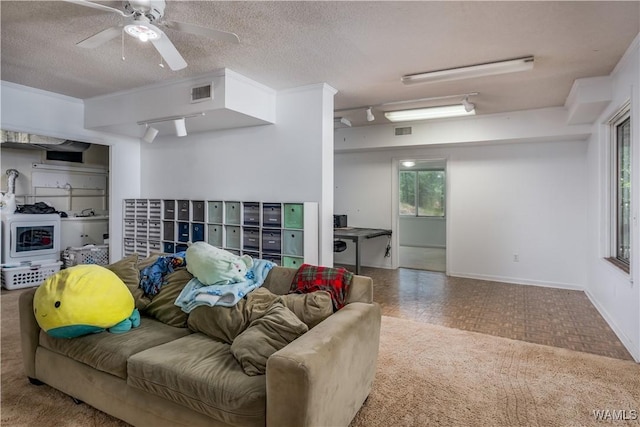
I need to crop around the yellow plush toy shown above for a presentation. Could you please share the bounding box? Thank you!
[33,264,140,338]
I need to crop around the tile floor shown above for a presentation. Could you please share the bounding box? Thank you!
[353,265,634,361]
[399,246,446,272]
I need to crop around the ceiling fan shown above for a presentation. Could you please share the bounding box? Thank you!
[64,0,239,71]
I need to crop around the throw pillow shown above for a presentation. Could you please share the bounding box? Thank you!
[230,301,308,376]
[141,268,193,328]
[188,287,281,344]
[289,264,354,310]
[280,291,333,328]
[105,253,139,291]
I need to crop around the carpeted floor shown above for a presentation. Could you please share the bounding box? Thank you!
[2,289,639,426]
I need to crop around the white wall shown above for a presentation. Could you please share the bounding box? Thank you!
[585,35,639,361]
[399,217,446,248]
[334,139,588,289]
[0,82,142,262]
[139,83,336,266]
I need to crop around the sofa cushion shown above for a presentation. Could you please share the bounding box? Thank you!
[139,269,193,327]
[134,253,193,327]
[230,300,308,376]
[105,253,140,291]
[127,333,266,427]
[39,317,191,379]
[280,291,333,328]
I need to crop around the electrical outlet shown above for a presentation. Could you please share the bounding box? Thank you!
[513,254,519,262]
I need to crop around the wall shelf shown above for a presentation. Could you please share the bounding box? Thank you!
[123,199,318,268]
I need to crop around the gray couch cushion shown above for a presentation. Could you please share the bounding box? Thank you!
[230,300,308,376]
[127,333,266,427]
[39,317,191,379]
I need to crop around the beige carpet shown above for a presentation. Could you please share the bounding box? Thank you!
[2,289,639,426]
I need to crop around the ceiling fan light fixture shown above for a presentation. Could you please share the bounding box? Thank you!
[124,23,161,42]
[402,56,534,85]
[384,104,475,122]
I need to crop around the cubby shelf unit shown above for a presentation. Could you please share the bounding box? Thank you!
[123,199,318,268]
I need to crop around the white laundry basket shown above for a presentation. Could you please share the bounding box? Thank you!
[1,261,62,290]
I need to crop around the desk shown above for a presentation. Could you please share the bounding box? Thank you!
[334,227,392,274]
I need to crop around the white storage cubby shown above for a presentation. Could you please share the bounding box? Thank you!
[123,199,318,266]
[122,199,162,257]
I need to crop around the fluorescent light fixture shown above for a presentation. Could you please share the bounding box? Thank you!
[384,104,475,122]
[173,118,187,137]
[142,125,159,143]
[366,107,375,122]
[402,56,534,85]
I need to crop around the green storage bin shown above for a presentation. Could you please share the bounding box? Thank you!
[207,224,223,247]
[225,225,241,249]
[225,202,241,225]
[207,201,223,223]
[283,230,304,256]
[284,203,304,229]
[283,256,303,268]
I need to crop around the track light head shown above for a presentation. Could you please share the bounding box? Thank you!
[462,96,475,113]
[174,118,187,137]
[142,124,159,143]
[366,107,375,122]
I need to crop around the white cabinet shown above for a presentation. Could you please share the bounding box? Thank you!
[60,217,109,249]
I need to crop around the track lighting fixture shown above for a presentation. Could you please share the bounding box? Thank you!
[137,112,205,141]
[366,107,375,122]
[462,96,475,113]
[335,93,478,124]
[173,118,187,137]
[142,124,159,143]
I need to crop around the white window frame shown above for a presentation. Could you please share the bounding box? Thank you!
[399,169,446,218]
[608,103,631,272]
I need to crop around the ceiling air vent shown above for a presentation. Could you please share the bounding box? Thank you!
[191,84,213,103]
[395,126,412,136]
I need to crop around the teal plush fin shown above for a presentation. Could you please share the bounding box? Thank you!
[108,318,131,334]
[130,308,141,328]
[107,309,141,334]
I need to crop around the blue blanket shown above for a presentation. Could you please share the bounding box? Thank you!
[174,259,276,313]
[139,252,187,298]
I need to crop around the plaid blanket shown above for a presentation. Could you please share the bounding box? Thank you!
[289,264,354,311]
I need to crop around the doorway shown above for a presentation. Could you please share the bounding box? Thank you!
[397,159,446,272]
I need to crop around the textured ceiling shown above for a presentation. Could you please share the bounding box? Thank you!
[1,1,639,127]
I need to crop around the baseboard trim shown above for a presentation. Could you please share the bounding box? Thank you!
[584,290,640,362]
[448,271,584,291]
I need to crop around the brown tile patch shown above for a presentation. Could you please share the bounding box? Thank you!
[348,265,634,361]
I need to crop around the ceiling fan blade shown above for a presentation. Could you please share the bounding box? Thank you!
[62,0,132,17]
[161,20,239,44]
[150,27,187,71]
[77,26,123,48]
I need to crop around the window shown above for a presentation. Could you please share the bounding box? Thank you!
[399,170,445,217]
[610,108,631,271]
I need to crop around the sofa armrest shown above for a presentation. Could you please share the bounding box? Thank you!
[19,288,40,379]
[266,302,381,427]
